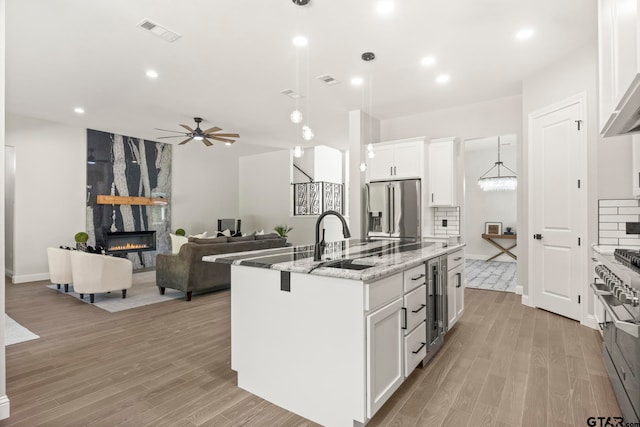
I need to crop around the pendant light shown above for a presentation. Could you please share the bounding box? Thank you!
[477,137,517,191]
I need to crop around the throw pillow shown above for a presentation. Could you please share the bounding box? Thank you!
[217,229,232,237]
[254,229,265,236]
[188,231,208,239]
[170,233,189,255]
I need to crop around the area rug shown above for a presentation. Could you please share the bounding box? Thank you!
[5,314,39,346]
[47,271,183,312]
[465,259,517,293]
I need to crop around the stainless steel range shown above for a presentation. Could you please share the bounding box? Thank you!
[592,249,640,423]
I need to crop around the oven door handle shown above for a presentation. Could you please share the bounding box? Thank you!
[590,282,611,296]
[598,294,640,338]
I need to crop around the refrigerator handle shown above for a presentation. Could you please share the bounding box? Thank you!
[387,185,392,234]
[391,186,395,234]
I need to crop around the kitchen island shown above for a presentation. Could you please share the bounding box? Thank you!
[204,239,465,426]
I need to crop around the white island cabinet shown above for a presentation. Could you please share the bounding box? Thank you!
[207,240,465,426]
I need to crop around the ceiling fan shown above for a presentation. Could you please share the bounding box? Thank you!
[155,117,240,147]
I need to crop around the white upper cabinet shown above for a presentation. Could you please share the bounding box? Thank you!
[598,0,640,136]
[428,137,457,206]
[367,138,424,182]
[633,135,640,197]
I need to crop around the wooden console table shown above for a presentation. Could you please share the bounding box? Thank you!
[481,233,517,261]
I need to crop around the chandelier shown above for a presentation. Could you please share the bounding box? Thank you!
[477,137,517,191]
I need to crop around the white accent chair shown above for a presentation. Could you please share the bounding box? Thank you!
[69,251,133,303]
[47,247,73,293]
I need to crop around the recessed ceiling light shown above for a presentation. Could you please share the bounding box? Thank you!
[516,28,534,40]
[146,69,159,79]
[74,107,85,114]
[376,1,395,15]
[435,74,450,84]
[421,56,436,66]
[351,77,364,86]
[292,35,308,47]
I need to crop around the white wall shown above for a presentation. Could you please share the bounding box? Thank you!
[171,142,267,236]
[464,136,517,261]
[0,0,9,418]
[239,150,346,246]
[4,146,14,275]
[313,145,342,184]
[6,113,86,283]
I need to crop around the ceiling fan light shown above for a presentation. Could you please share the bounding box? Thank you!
[225,142,232,146]
[193,135,204,141]
[290,109,303,124]
[302,125,314,141]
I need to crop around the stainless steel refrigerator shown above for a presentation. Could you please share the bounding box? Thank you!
[365,179,421,239]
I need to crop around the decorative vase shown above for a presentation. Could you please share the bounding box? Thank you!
[76,242,87,251]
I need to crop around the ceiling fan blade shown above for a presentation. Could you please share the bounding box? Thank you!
[209,136,235,143]
[180,124,195,133]
[154,128,188,134]
[209,133,240,138]
[157,135,188,139]
[202,138,214,147]
[202,126,222,134]
[178,137,193,145]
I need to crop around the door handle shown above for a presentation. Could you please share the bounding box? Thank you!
[533,234,543,240]
[401,307,407,330]
[412,304,426,313]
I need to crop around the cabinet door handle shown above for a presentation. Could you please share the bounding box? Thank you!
[453,257,462,261]
[412,304,426,313]
[431,193,434,203]
[401,307,407,330]
[411,273,425,281]
[456,272,462,288]
[394,166,397,175]
[412,342,426,354]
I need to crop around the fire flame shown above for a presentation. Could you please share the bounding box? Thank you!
[109,243,150,251]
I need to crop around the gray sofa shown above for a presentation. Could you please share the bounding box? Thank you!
[155,233,286,300]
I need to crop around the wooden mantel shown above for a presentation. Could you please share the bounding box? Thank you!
[97,195,168,206]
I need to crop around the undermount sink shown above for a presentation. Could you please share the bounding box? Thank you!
[322,259,374,271]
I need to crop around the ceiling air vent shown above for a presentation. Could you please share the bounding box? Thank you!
[316,74,340,86]
[137,19,182,43]
[280,89,304,99]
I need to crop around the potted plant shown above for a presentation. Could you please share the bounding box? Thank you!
[74,231,89,251]
[273,225,293,239]
[175,228,186,236]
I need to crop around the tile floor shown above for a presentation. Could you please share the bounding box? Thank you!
[465,259,517,292]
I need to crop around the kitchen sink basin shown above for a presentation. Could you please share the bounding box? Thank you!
[323,259,374,270]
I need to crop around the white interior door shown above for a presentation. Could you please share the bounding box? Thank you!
[529,95,585,321]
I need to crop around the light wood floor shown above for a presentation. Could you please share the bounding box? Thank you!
[0,279,621,426]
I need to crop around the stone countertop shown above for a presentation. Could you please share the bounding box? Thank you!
[203,239,465,282]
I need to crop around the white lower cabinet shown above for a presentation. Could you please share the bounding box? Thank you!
[366,297,404,418]
[447,250,465,328]
[404,284,427,332]
[404,322,427,377]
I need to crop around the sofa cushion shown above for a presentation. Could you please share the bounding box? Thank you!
[256,233,281,240]
[189,236,227,244]
[228,235,256,242]
[170,233,189,254]
[188,231,208,239]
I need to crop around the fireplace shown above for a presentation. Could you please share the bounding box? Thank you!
[106,231,156,254]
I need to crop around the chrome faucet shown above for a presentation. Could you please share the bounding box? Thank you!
[314,210,351,261]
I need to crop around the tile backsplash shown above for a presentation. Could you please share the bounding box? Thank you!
[598,199,640,246]
[433,207,460,236]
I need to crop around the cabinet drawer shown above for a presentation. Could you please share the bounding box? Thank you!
[404,285,427,333]
[447,250,464,271]
[403,263,426,293]
[404,321,427,377]
[366,273,403,312]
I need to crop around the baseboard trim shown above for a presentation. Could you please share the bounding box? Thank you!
[521,294,534,308]
[0,395,10,420]
[12,273,49,284]
[583,315,598,331]
[515,285,523,295]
